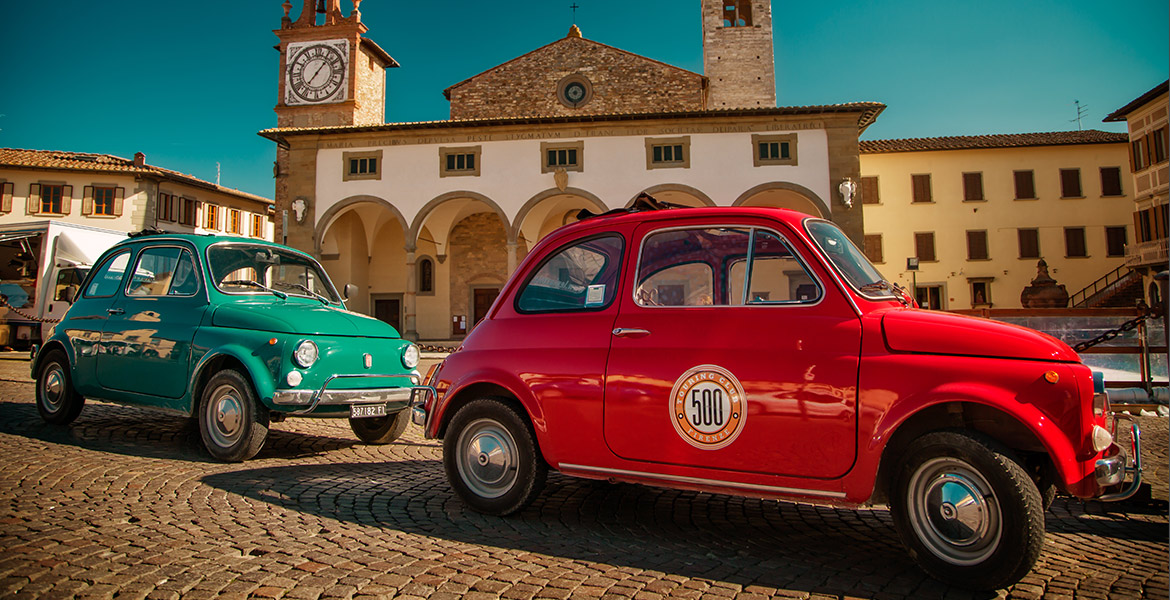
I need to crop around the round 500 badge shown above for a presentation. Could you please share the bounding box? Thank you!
[669,365,746,450]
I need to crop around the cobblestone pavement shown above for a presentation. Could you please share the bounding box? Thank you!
[0,360,1166,600]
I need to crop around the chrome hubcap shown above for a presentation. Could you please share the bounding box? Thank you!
[206,384,244,448]
[41,365,65,412]
[908,457,1001,565]
[456,418,517,499]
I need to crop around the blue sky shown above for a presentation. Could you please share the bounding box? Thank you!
[1,1,1166,199]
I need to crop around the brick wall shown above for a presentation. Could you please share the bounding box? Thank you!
[447,36,705,120]
[447,212,509,320]
[702,0,776,109]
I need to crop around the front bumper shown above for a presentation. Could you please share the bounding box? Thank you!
[1094,412,1143,501]
[271,373,433,416]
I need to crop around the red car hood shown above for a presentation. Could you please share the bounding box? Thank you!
[881,309,1079,362]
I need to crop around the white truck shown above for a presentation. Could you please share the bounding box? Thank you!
[0,221,126,349]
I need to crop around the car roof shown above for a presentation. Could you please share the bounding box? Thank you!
[112,232,292,252]
[562,204,816,235]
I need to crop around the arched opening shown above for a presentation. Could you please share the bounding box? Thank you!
[628,184,715,208]
[734,183,828,217]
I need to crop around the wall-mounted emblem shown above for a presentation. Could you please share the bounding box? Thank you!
[669,365,746,450]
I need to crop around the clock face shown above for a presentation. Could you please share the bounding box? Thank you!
[286,40,349,105]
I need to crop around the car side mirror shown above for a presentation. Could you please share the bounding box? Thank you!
[58,287,75,304]
[343,283,359,301]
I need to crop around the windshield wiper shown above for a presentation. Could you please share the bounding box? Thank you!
[858,280,911,306]
[276,282,331,305]
[221,279,287,299]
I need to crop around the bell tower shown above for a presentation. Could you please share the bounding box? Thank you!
[702,0,776,109]
[272,0,397,248]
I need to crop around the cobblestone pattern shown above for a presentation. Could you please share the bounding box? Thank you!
[0,362,1166,600]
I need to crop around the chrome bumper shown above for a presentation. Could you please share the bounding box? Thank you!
[410,388,439,435]
[271,372,432,416]
[1094,412,1143,501]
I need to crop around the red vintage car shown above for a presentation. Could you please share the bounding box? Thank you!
[412,200,1141,590]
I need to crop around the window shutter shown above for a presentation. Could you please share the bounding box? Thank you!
[113,187,124,217]
[915,232,935,261]
[860,176,879,204]
[0,182,12,213]
[963,173,983,201]
[82,186,94,216]
[61,185,73,215]
[27,183,40,215]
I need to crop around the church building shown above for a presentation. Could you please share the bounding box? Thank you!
[262,0,882,340]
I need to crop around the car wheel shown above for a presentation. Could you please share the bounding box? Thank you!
[443,398,547,516]
[349,409,410,444]
[35,350,84,425]
[889,430,1044,591]
[198,369,268,462]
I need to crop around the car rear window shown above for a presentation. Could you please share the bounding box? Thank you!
[516,234,624,313]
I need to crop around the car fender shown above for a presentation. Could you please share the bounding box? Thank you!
[432,365,548,443]
[31,339,73,380]
[859,380,1081,499]
[186,342,280,414]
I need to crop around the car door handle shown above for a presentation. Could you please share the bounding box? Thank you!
[107,308,124,315]
[612,328,650,337]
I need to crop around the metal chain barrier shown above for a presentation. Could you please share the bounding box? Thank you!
[1072,304,1160,352]
[0,294,59,324]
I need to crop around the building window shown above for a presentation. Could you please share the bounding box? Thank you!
[1100,167,1123,196]
[82,185,122,217]
[1105,226,1127,257]
[251,214,265,238]
[911,174,932,203]
[178,198,196,226]
[204,204,220,231]
[158,193,175,223]
[721,0,753,26]
[914,232,936,262]
[645,136,690,170]
[1064,227,1087,257]
[1132,138,1147,171]
[342,150,383,181]
[439,146,482,177]
[962,172,984,201]
[227,209,242,234]
[863,234,883,263]
[970,279,993,307]
[916,285,944,310]
[29,183,71,215]
[418,257,435,295]
[752,134,798,167]
[1014,170,1036,199]
[1060,168,1082,198]
[860,176,879,205]
[541,141,584,173]
[0,182,12,214]
[1018,228,1040,259]
[1153,126,1168,164]
[967,230,989,260]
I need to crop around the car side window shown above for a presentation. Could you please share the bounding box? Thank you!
[127,247,200,297]
[84,250,131,298]
[516,234,624,313]
[728,230,822,304]
[636,228,749,306]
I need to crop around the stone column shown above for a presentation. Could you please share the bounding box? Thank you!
[506,239,519,276]
[404,247,419,341]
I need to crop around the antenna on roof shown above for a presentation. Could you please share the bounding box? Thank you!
[216,162,221,186]
[1070,100,1088,131]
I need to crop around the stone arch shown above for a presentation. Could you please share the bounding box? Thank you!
[408,191,510,250]
[631,184,716,208]
[511,187,608,242]
[314,195,408,257]
[732,182,829,217]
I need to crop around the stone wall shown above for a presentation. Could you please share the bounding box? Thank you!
[447,212,509,323]
[447,34,706,120]
[702,0,776,109]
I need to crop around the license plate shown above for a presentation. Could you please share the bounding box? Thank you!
[350,404,387,419]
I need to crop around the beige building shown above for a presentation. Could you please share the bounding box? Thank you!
[859,131,1133,309]
[1104,80,1169,308]
[265,0,879,340]
[0,148,274,239]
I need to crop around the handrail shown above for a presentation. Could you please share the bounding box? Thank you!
[1070,264,1134,308]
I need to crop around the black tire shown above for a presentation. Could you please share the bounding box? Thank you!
[198,369,268,462]
[443,398,547,516]
[349,409,410,444]
[889,430,1044,591]
[35,350,84,425]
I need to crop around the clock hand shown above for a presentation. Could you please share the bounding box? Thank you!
[306,61,327,86]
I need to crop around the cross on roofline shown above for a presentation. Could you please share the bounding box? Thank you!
[570,3,580,23]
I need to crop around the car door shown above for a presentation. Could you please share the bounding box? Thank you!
[96,244,207,405]
[603,218,862,479]
[62,248,132,396]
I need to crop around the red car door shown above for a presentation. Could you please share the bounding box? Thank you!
[603,217,862,479]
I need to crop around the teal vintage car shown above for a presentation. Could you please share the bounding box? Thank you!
[31,232,427,461]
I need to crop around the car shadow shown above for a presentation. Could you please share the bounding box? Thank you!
[0,400,362,463]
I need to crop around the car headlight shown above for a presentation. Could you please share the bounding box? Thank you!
[401,343,420,369]
[1091,424,1113,453]
[293,340,318,368]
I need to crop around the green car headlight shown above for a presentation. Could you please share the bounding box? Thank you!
[293,340,318,368]
[401,343,420,369]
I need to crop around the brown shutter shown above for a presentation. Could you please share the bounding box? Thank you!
[963,173,983,201]
[1129,139,1137,171]
[113,187,125,217]
[27,183,40,214]
[860,176,879,204]
[912,174,932,203]
[0,182,12,213]
[82,186,94,216]
[863,234,883,263]
[915,232,936,261]
[61,185,73,215]
[967,231,988,260]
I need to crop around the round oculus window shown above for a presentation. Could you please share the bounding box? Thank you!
[557,75,593,108]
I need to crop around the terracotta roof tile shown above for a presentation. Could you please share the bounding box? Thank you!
[0,148,271,206]
[859,130,1128,154]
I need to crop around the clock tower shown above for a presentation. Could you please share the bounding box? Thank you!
[272,0,397,247]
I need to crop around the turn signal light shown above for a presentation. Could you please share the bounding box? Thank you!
[1043,371,1059,384]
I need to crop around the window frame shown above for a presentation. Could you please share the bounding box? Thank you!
[125,245,202,298]
[82,249,132,299]
[250,214,266,238]
[863,233,884,264]
[914,231,937,262]
[342,149,383,182]
[1105,226,1127,257]
[540,141,584,173]
[514,233,625,314]
[1100,166,1124,197]
[417,256,436,296]
[969,278,993,307]
[962,172,984,202]
[911,174,933,204]
[966,230,989,261]
[645,136,691,170]
[1064,226,1087,258]
[203,204,220,231]
[860,176,880,205]
[439,146,482,178]
[751,133,798,167]
[1018,228,1041,259]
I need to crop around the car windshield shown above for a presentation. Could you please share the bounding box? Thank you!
[805,220,894,298]
[207,243,340,303]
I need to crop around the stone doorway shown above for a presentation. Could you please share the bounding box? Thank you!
[472,287,500,328]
